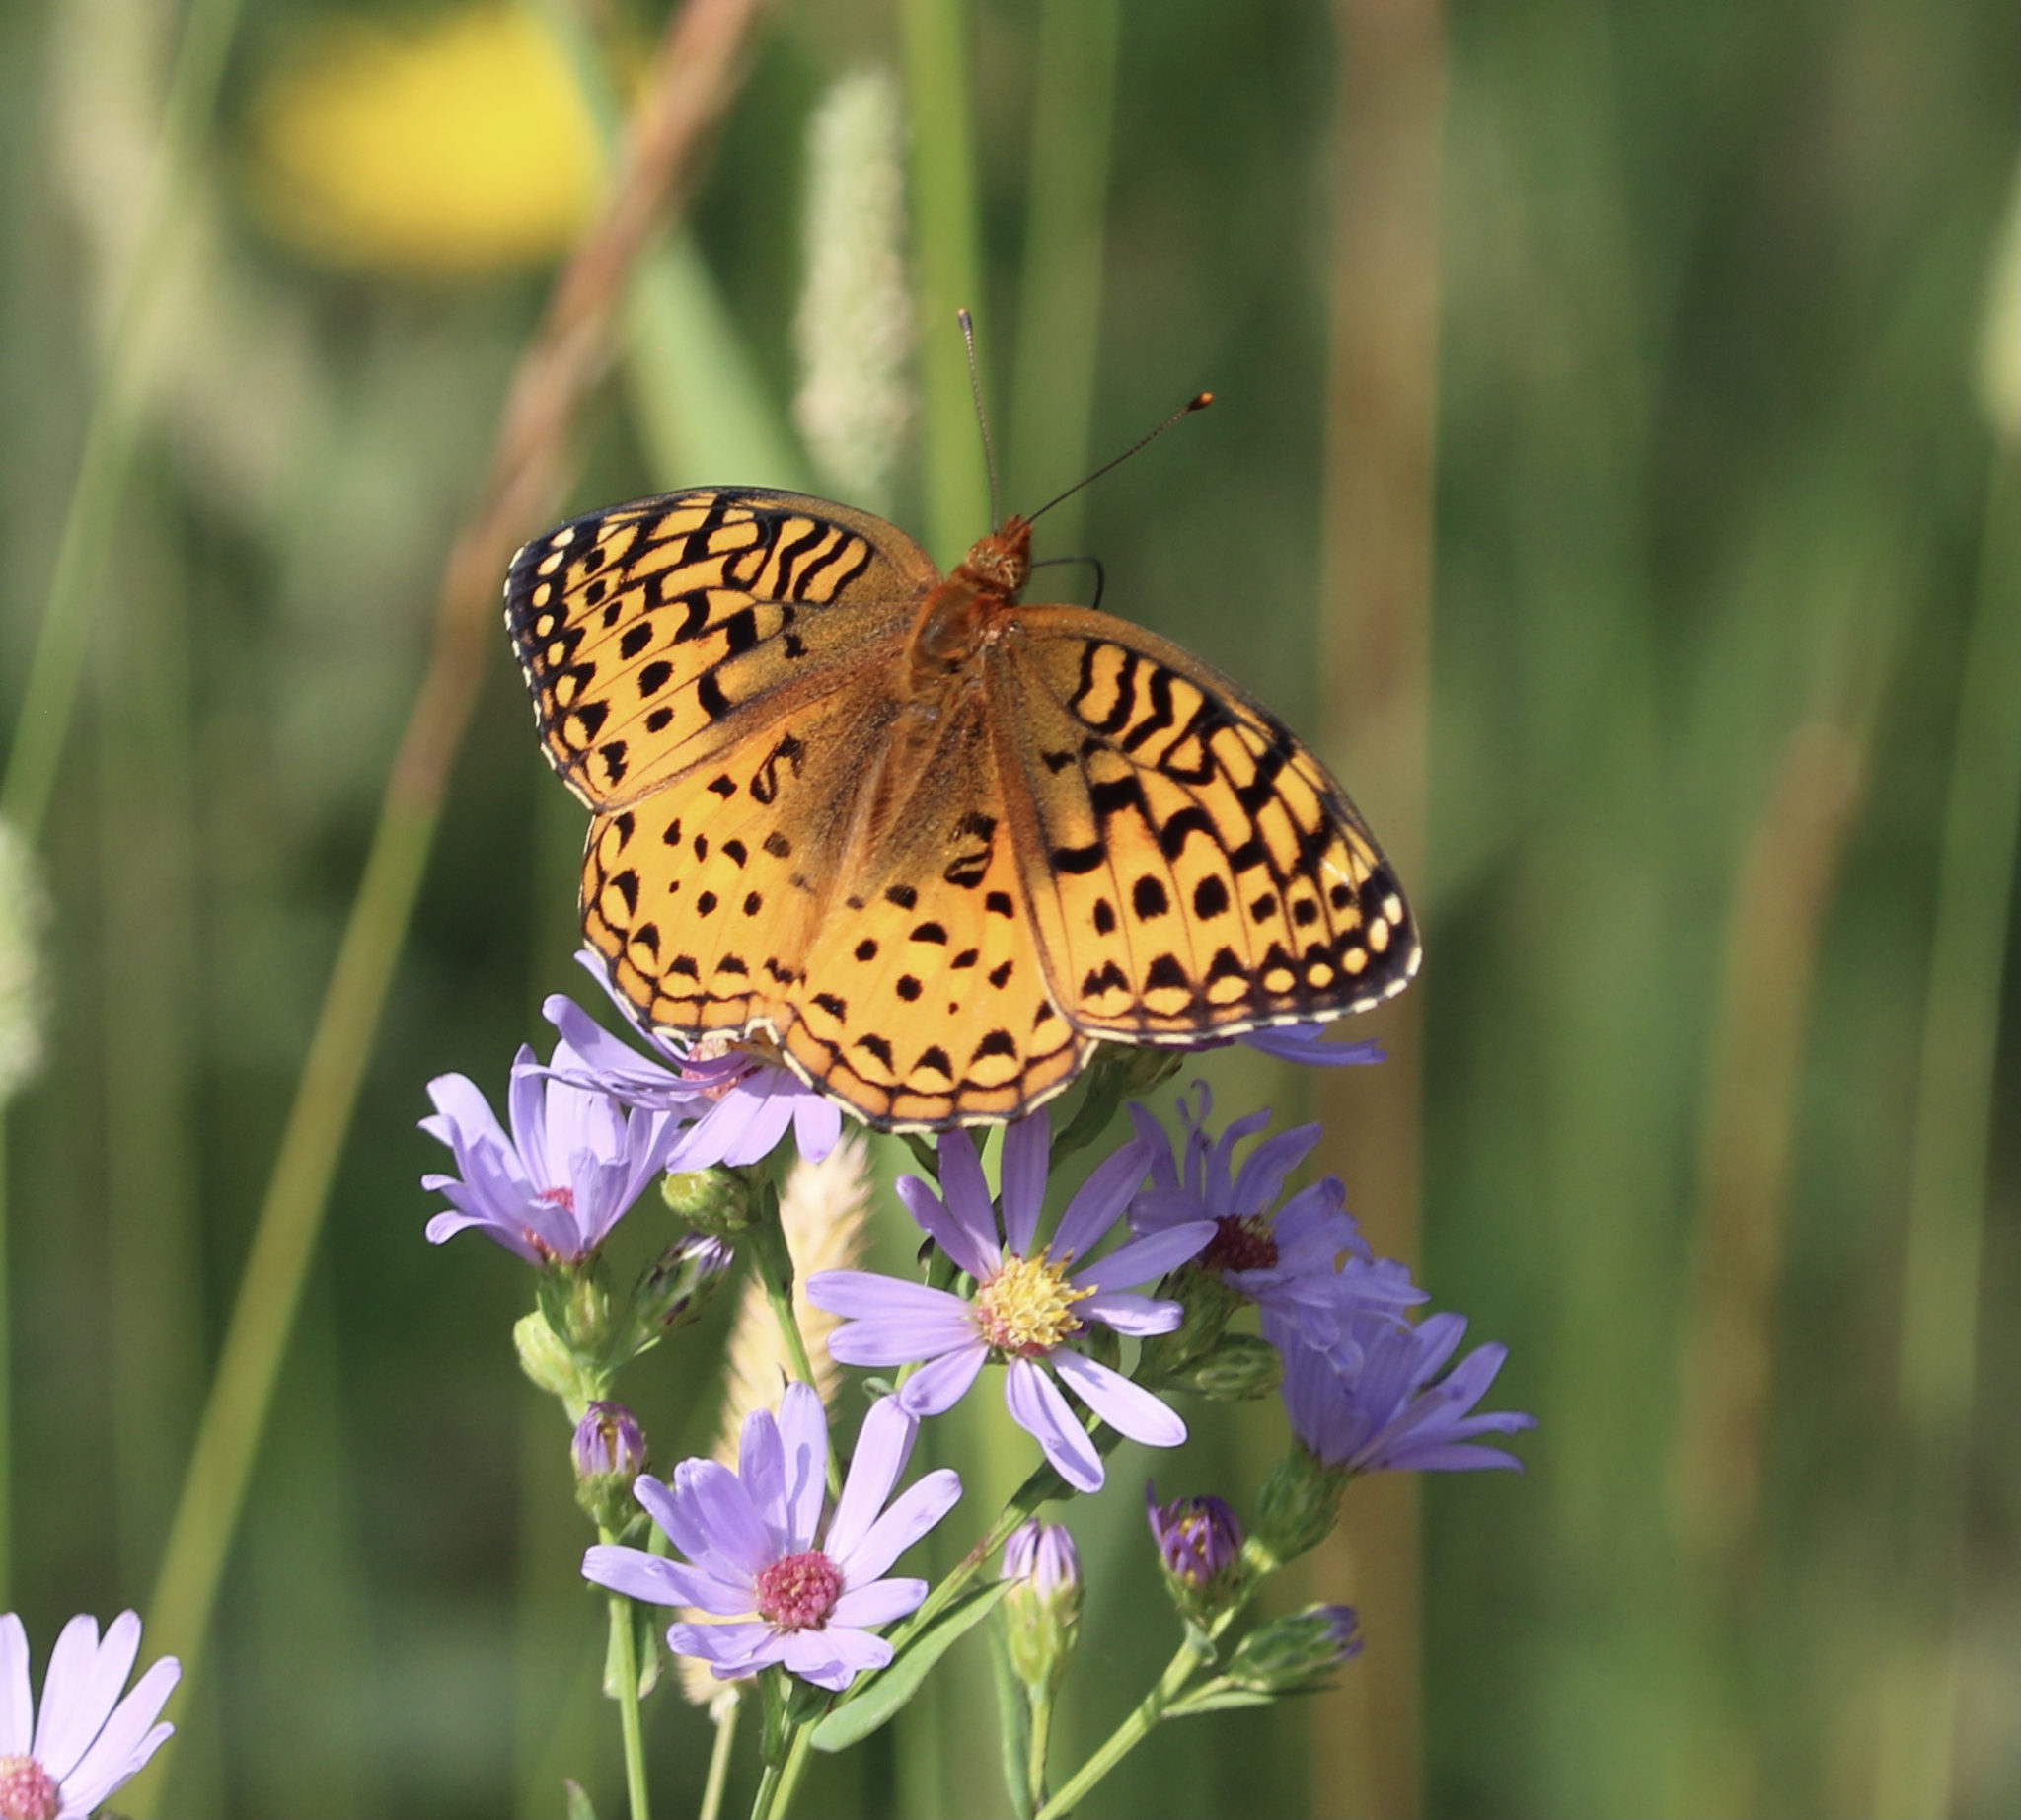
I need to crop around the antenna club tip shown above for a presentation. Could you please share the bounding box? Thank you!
[957,306,975,329]
[1189,392,1214,411]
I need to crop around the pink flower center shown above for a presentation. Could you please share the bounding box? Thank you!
[754,1549,842,1631]
[1202,1214,1277,1276]
[537,1185,577,1212]
[0,1754,60,1820]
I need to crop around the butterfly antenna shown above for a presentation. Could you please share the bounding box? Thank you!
[1025,391,1214,527]
[957,308,1003,528]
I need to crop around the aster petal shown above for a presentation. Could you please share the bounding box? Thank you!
[780,1627,891,1691]
[1384,1441,1528,1473]
[542,995,689,1104]
[1053,1351,1187,1448]
[1228,1123,1322,1215]
[421,1207,545,1265]
[933,1128,1006,1264]
[673,1459,775,1582]
[582,1546,750,1616]
[998,1110,1051,1254]
[807,1271,972,1329]
[669,1620,777,1676]
[34,1612,133,1780]
[634,1475,716,1570]
[737,1407,790,1548]
[1072,1222,1216,1294]
[424,1071,513,1157]
[57,1654,179,1818]
[789,1093,844,1163]
[829,1313,980,1369]
[1079,1290,1184,1336]
[775,1383,830,1554]
[1128,1102,1181,1193]
[1005,1358,1104,1493]
[1051,1137,1154,1261]
[829,1578,929,1629]
[895,1175,998,1280]
[0,1614,31,1754]
[893,1340,990,1417]
[825,1397,916,1565]
[832,1467,962,1586]
[1127,1188,1207,1236]
[1238,1024,1385,1066]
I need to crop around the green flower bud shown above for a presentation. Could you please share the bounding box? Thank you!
[636,1233,735,1334]
[1250,1445,1349,1569]
[1225,1604,1361,1695]
[998,1518,1083,1698]
[1173,1331,1282,1402]
[662,1165,755,1235]
[513,1308,601,1411]
[1136,1266,1243,1381]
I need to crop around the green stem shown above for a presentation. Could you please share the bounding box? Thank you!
[1025,1687,1056,1814]
[699,1693,740,1820]
[764,1725,815,1818]
[1035,1637,1203,1820]
[744,1187,840,1497]
[601,1556,652,1820]
[749,1758,782,1820]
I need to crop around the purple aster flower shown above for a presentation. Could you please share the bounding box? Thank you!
[420,1037,681,1265]
[1129,1085,1423,1352]
[0,1612,178,1819]
[580,1386,959,1692]
[1280,1311,1534,1476]
[543,949,843,1168]
[806,1111,1214,1494]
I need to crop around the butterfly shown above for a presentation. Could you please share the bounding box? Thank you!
[503,487,1418,1132]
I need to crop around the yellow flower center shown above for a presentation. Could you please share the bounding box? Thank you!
[975,1251,1094,1358]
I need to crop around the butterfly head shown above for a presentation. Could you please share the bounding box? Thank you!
[951,515,1033,604]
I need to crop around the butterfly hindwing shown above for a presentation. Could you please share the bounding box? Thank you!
[505,489,937,808]
[994,608,1419,1040]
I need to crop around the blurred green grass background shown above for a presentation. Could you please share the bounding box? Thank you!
[1,1,2015,1815]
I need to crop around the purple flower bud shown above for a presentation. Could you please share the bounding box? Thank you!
[1002,1517,1081,1598]
[1147,1486,1243,1588]
[572,1402,648,1532]
[573,1402,648,1482]
[999,1518,1083,1695]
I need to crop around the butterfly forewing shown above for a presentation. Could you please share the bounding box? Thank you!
[504,489,937,808]
[993,608,1419,1040]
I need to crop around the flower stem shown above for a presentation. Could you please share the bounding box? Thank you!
[1025,1686,1056,1813]
[600,1526,651,1820]
[765,1725,815,1818]
[1035,1637,1202,1820]
[699,1694,740,1820]
[743,1183,840,1497]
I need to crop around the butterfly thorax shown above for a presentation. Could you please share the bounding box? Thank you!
[904,516,1033,698]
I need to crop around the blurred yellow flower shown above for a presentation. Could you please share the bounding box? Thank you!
[246,4,604,275]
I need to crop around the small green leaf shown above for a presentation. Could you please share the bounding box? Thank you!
[563,1776,598,1818]
[811,1580,1011,1751]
